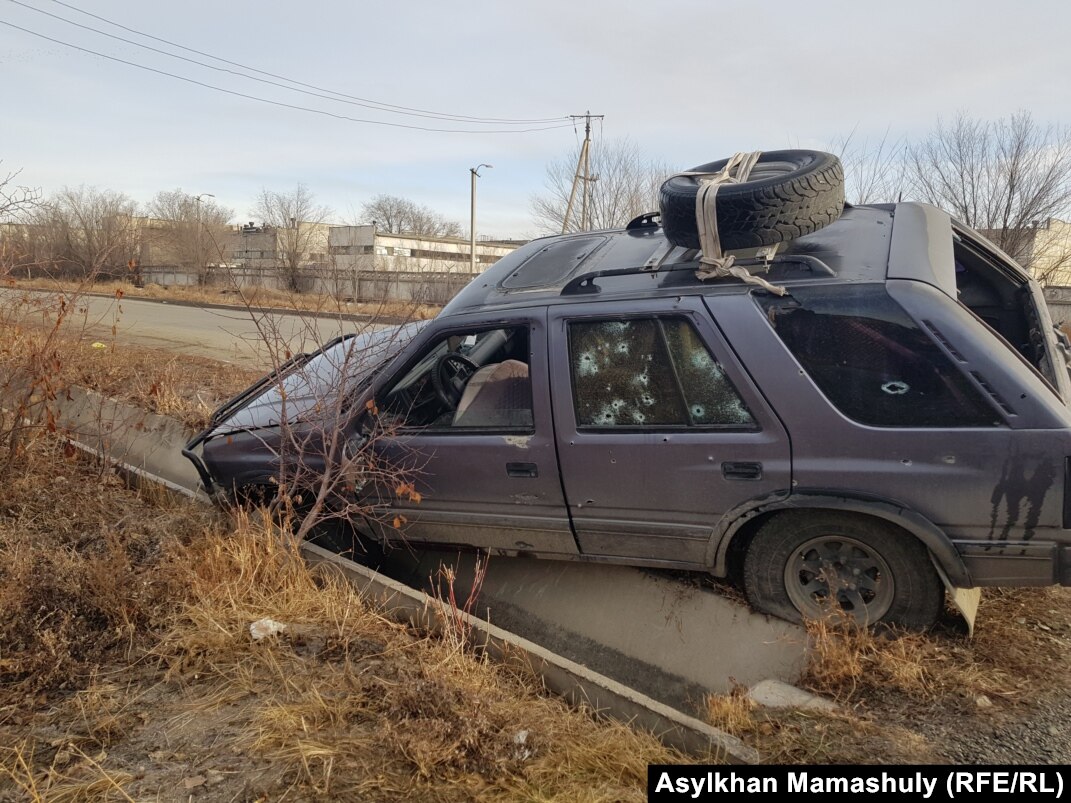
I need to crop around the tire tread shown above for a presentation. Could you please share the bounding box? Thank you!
[660,151,846,251]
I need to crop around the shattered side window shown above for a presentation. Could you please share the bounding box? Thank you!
[662,319,755,426]
[758,284,1001,427]
[568,317,755,429]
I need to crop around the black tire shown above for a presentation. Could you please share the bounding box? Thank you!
[742,512,943,630]
[659,150,845,251]
[230,483,277,508]
[305,520,387,568]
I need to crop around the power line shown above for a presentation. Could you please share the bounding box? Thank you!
[34,0,568,126]
[13,0,527,125]
[0,19,576,134]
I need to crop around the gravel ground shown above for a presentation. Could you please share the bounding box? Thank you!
[915,692,1071,764]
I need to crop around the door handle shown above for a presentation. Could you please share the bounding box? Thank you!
[506,462,539,478]
[722,461,763,481]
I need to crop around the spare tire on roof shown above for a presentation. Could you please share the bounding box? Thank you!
[659,150,845,251]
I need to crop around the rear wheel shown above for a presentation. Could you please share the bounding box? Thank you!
[742,512,943,629]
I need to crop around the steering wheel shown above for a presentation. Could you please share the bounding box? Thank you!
[431,352,479,409]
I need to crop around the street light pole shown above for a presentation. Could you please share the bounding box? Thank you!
[470,164,492,275]
[194,193,215,285]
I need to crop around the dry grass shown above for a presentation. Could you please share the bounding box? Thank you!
[0,313,260,429]
[2,741,137,803]
[0,443,691,802]
[803,591,1071,705]
[60,335,260,428]
[701,593,1071,763]
[12,276,442,322]
[0,442,215,699]
[705,685,758,734]
[146,512,687,800]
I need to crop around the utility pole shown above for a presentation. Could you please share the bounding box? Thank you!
[194,193,214,285]
[470,164,492,274]
[562,111,603,233]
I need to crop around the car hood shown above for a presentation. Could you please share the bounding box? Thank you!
[206,321,426,436]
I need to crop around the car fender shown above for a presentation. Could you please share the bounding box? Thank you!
[709,490,972,587]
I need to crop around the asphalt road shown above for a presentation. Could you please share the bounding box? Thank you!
[17,291,381,367]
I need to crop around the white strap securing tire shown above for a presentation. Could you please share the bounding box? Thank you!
[673,151,787,296]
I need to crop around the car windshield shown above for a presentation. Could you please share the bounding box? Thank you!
[217,321,427,432]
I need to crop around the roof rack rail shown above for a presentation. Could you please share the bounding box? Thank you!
[626,211,661,231]
[560,255,835,296]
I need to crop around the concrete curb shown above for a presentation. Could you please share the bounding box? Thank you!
[304,542,759,763]
[378,549,807,709]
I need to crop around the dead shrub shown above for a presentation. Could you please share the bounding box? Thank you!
[705,684,757,734]
[802,586,1071,706]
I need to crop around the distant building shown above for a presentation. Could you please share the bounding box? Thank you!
[1021,219,1071,286]
[981,218,1071,286]
[225,220,331,273]
[327,225,519,274]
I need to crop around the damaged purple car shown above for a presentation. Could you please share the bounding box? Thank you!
[184,151,1071,628]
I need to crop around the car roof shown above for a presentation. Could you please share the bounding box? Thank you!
[439,202,1001,318]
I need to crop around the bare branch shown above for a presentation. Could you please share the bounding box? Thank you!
[0,164,41,223]
[904,111,1071,276]
[829,127,906,204]
[25,186,139,279]
[252,184,332,292]
[530,138,671,234]
[360,194,462,238]
[144,189,233,284]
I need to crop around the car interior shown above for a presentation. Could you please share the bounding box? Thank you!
[379,326,533,430]
[953,231,1062,388]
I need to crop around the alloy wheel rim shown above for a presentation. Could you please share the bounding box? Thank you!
[784,535,895,624]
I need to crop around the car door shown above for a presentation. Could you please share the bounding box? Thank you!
[367,309,579,557]
[547,296,791,567]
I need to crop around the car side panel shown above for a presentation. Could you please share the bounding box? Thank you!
[547,296,791,565]
[708,291,1071,552]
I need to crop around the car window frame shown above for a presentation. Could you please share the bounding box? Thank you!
[375,319,537,436]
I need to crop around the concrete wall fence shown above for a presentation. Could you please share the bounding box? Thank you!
[1044,286,1071,327]
[140,265,475,306]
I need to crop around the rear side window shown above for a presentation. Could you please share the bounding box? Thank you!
[759,285,1001,427]
[568,317,755,429]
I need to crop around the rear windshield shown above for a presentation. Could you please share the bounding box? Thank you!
[758,284,1001,427]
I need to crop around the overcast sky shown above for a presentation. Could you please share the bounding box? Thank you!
[3,0,1071,239]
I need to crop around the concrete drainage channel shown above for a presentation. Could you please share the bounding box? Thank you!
[53,386,815,764]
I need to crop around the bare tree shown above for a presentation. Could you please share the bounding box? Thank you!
[829,127,906,204]
[0,164,42,276]
[530,138,672,234]
[360,194,462,238]
[28,186,139,278]
[253,184,332,292]
[145,189,233,284]
[906,111,1071,282]
[0,164,40,223]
